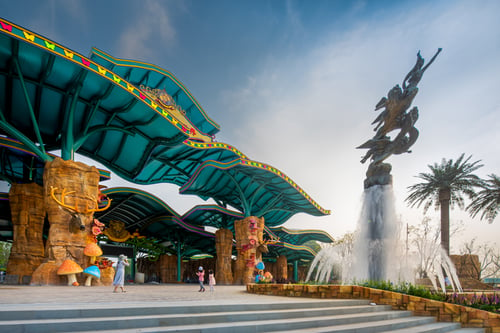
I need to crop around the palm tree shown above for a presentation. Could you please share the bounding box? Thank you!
[467,174,500,223]
[406,154,483,255]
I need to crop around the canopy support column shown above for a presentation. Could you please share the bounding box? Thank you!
[12,57,46,156]
[177,241,181,282]
[293,260,298,282]
[131,247,136,281]
[61,84,82,161]
[0,109,49,162]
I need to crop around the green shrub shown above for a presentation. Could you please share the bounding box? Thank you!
[352,280,498,313]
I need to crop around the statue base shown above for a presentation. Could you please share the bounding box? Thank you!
[364,163,392,189]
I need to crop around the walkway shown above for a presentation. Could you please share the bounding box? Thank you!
[0,283,324,310]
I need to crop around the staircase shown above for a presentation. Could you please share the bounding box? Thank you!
[0,298,484,333]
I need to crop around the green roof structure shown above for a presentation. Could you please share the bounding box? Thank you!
[0,17,332,266]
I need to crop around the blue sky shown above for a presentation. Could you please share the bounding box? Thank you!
[2,0,499,252]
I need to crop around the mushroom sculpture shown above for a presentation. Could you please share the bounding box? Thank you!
[84,243,103,264]
[57,259,83,286]
[83,265,101,286]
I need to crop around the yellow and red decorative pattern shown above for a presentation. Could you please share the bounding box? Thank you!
[183,139,247,159]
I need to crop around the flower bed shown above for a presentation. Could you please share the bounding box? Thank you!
[247,283,500,333]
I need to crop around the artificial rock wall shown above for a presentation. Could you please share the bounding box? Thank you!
[233,216,266,285]
[31,157,101,285]
[6,183,46,284]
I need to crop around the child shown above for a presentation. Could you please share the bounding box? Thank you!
[196,266,205,292]
[208,269,216,292]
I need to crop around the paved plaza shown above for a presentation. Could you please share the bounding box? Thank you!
[0,283,321,311]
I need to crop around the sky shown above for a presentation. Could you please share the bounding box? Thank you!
[1,0,499,253]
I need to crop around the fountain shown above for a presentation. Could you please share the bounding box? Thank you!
[307,49,460,292]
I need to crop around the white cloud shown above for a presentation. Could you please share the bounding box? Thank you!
[115,0,176,60]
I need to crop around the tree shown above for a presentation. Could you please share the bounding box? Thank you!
[406,154,483,255]
[459,238,500,280]
[408,217,440,278]
[0,241,12,270]
[467,174,500,223]
[408,216,463,279]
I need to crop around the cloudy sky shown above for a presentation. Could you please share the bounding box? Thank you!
[2,0,499,252]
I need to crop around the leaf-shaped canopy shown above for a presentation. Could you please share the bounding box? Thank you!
[180,158,330,226]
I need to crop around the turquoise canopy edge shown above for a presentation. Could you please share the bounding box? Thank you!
[90,47,220,137]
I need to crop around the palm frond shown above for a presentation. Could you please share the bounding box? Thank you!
[406,154,483,212]
[467,174,500,223]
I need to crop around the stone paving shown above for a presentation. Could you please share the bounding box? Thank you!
[0,283,325,311]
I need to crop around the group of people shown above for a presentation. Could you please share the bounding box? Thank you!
[112,254,217,293]
[196,266,216,292]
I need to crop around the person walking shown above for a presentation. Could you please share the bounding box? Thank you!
[196,266,205,292]
[113,254,129,293]
[208,269,216,292]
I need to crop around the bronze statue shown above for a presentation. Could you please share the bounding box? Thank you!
[358,49,441,188]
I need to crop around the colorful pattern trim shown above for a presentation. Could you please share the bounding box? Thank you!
[139,85,211,141]
[0,136,38,157]
[180,159,330,215]
[265,225,334,242]
[0,18,203,142]
[0,137,110,180]
[182,204,244,220]
[183,139,247,159]
[241,159,330,215]
[91,47,220,131]
[148,215,215,238]
[268,242,318,256]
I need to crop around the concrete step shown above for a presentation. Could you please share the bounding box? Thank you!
[0,299,370,321]
[61,316,447,333]
[381,322,485,333]
[0,298,484,333]
[268,317,439,333]
[0,307,402,333]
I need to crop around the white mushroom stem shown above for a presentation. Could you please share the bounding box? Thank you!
[66,274,77,286]
[85,275,94,286]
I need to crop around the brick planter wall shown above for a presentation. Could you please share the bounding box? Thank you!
[247,284,500,333]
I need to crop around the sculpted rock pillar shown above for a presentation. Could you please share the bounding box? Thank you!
[215,228,233,284]
[159,254,178,283]
[276,255,288,282]
[31,157,101,285]
[6,183,46,284]
[233,216,267,285]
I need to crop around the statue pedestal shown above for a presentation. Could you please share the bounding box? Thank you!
[364,163,392,189]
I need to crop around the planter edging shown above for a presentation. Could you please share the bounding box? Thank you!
[247,284,500,333]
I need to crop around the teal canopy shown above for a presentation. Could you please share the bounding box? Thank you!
[0,17,210,180]
[90,48,219,138]
[97,187,215,257]
[182,204,244,230]
[180,158,329,225]
[0,17,331,262]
